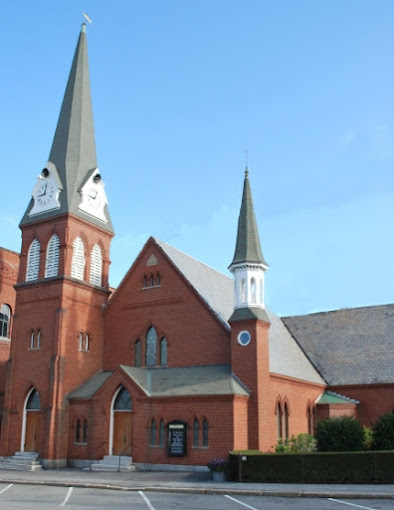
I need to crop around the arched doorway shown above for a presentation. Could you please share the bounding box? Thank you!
[22,388,40,452]
[110,386,132,456]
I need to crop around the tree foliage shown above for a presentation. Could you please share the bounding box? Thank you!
[316,416,365,452]
[371,412,394,450]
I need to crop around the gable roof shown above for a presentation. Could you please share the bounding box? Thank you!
[283,304,394,386]
[154,238,325,385]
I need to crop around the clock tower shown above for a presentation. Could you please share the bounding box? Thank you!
[1,24,114,467]
[229,169,271,451]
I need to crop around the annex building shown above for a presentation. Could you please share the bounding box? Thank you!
[0,25,392,469]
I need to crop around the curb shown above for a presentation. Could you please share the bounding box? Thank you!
[0,479,393,499]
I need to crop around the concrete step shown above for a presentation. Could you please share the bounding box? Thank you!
[0,462,43,471]
[90,455,136,472]
[0,451,44,471]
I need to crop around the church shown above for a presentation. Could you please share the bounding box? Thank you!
[0,25,392,470]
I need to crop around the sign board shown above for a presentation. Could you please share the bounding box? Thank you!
[168,420,186,457]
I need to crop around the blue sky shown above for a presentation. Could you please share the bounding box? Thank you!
[1,1,394,316]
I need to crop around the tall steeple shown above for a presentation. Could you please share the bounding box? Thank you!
[20,24,113,232]
[229,169,269,321]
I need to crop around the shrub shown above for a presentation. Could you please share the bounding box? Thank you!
[372,412,394,450]
[275,433,317,453]
[315,416,365,451]
[363,426,373,450]
[207,458,228,472]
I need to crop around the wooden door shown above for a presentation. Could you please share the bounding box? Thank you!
[113,412,132,455]
[25,412,40,452]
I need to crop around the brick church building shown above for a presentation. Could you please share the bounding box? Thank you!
[0,25,392,469]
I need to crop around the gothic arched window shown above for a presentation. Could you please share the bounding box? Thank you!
[193,419,199,448]
[45,234,60,278]
[159,419,165,447]
[26,239,40,281]
[71,237,86,280]
[277,402,283,439]
[202,418,209,447]
[114,387,132,411]
[0,304,11,338]
[89,244,102,286]
[160,337,167,366]
[134,339,141,367]
[145,327,157,366]
[150,419,156,445]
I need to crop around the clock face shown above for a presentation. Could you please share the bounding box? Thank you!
[238,330,251,346]
[36,182,56,206]
[86,184,104,210]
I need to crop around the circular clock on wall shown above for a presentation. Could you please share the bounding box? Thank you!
[237,330,251,346]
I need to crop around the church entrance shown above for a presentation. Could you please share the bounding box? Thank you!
[23,389,40,452]
[111,387,133,456]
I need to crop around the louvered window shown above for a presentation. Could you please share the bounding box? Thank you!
[45,234,60,278]
[71,237,85,280]
[89,244,102,286]
[26,239,40,281]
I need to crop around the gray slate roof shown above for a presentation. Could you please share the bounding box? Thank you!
[68,370,113,399]
[283,305,394,386]
[20,24,113,232]
[120,364,249,397]
[155,239,324,385]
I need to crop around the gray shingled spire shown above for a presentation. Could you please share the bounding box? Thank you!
[20,24,113,232]
[229,169,267,268]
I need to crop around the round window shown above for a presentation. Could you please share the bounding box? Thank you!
[237,330,251,346]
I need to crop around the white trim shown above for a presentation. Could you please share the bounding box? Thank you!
[21,388,35,452]
[108,386,122,455]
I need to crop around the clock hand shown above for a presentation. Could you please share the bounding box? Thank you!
[38,184,47,197]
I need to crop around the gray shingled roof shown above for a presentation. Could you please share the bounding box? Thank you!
[283,305,394,386]
[155,239,324,385]
[20,24,113,232]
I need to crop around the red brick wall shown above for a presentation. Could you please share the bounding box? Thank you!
[103,238,230,371]
[2,215,112,460]
[328,384,394,426]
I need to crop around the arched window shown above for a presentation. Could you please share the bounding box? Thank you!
[156,273,161,286]
[150,419,156,445]
[36,330,41,349]
[202,418,209,447]
[75,419,81,443]
[26,389,40,410]
[282,402,289,439]
[114,387,132,410]
[78,332,83,351]
[45,234,60,278]
[160,338,167,366]
[71,237,86,280]
[159,419,165,447]
[251,277,256,303]
[30,331,35,350]
[134,339,141,367]
[30,330,41,350]
[143,276,148,288]
[150,275,154,287]
[193,419,199,448]
[89,244,102,286]
[146,327,157,366]
[82,419,88,443]
[26,239,40,281]
[0,304,11,338]
[84,334,89,351]
[276,402,283,439]
[241,279,246,303]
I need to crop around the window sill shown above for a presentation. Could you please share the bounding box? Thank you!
[74,442,87,446]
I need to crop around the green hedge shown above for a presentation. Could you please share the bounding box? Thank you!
[229,451,394,483]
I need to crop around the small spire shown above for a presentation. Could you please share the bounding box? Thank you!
[81,23,87,33]
[229,169,267,268]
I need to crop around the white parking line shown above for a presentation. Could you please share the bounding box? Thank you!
[138,490,157,510]
[225,494,260,510]
[60,487,74,507]
[0,484,13,495]
[328,498,376,510]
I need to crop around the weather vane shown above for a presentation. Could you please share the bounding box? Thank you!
[83,12,92,24]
